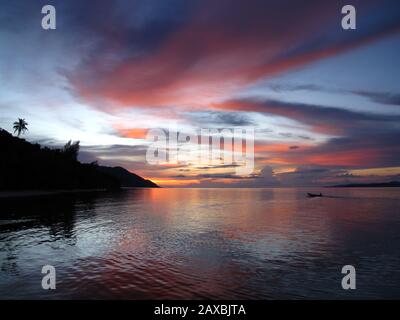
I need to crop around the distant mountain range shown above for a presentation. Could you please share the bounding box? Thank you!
[328,181,400,188]
[0,129,158,190]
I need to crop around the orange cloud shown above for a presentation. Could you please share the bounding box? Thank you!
[117,128,149,139]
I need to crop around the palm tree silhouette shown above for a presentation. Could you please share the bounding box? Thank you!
[13,118,28,137]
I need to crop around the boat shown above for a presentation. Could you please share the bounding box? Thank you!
[307,192,323,198]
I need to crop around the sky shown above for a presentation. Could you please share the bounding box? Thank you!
[1,0,400,187]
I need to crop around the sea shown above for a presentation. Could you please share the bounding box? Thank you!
[1,188,400,299]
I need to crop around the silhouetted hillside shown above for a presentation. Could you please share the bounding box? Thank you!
[328,181,400,188]
[0,129,158,190]
[98,166,159,188]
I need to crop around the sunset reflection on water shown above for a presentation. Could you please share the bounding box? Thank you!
[1,188,400,299]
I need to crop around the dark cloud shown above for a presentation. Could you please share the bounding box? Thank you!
[275,166,342,187]
[352,90,400,106]
[268,83,400,107]
[188,166,280,187]
[297,135,314,141]
[196,164,240,169]
[279,132,294,138]
[269,84,325,93]
[185,111,254,127]
[213,98,400,135]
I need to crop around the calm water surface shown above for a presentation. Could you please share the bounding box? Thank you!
[1,188,400,299]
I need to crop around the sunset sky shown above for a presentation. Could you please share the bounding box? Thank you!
[1,0,400,187]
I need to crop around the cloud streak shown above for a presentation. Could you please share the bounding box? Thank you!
[212,98,400,135]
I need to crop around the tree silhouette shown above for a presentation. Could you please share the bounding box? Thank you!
[13,118,28,137]
[63,140,80,160]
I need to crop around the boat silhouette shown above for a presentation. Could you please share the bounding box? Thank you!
[307,192,323,198]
